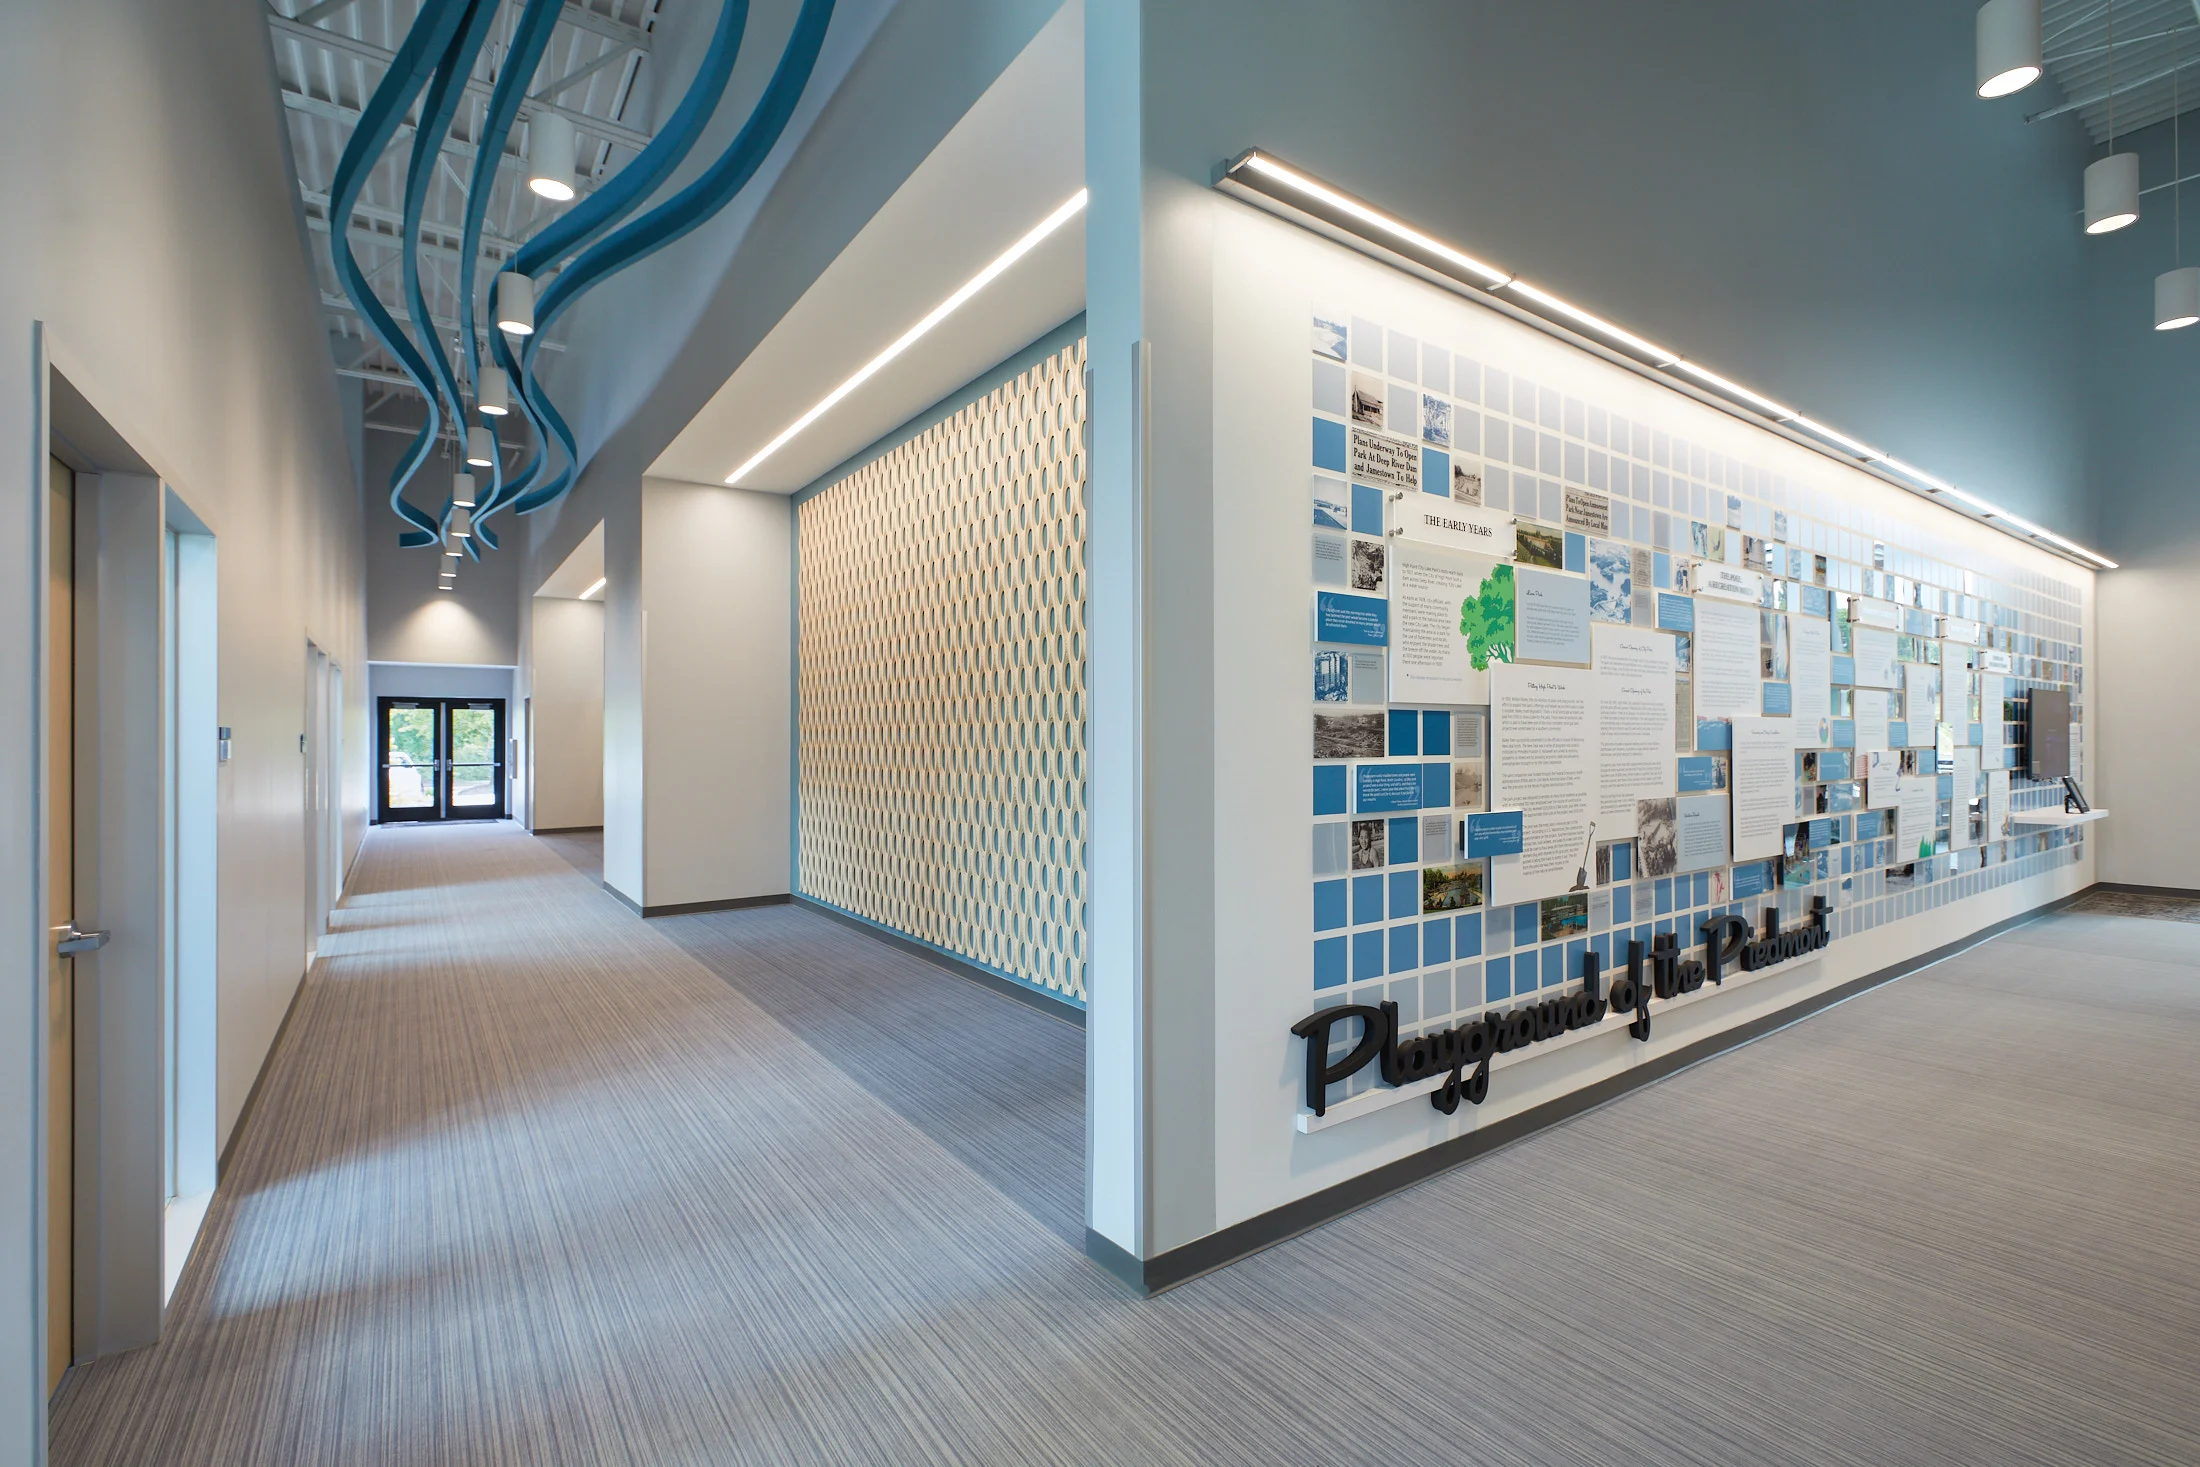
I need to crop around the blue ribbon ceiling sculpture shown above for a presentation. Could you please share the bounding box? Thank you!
[327,0,836,552]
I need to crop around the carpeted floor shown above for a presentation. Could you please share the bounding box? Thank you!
[48,821,2200,1465]
[2064,886,2200,923]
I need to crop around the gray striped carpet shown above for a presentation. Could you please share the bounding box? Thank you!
[49,822,2200,1465]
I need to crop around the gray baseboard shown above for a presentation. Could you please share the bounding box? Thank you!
[2091,881,2200,899]
[601,882,793,918]
[1086,888,2085,1297]
[532,824,604,835]
[792,896,1086,1028]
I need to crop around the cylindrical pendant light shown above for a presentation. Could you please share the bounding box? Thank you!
[496,272,535,336]
[465,426,494,469]
[451,504,473,539]
[2084,154,2140,234]
[2157,267,2200,330]
[1975,0,2041,98]
[527,111,578,201]
[452,469,477,509]
[477,365,510,416]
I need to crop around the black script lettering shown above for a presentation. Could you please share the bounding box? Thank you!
[1291,1003,1391,1117]
[1701,914,1749,985]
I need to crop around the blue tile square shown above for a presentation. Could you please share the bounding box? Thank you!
[1314,880,1349,932]
[1543,944,1568,989]
[1612,843,1631,881]
[1693,872,1710,906]
[1314,937,1348,989]
[1513,902,1539,948]
[1313,417,1346,472]
[1353,874,1385,925]
[1388,817,1418,866]
[1389,924,1420,973]
[1422,447,1449,495]
[1613,885,1633,924]
[1589,933,1611,970]
[1389,870,1419,919]
[1655,917,1675,941]
[1518,951,1545,996]
[1353,929,1387,982]
[1485,956,1511,1003]
[1424,918,1453,964]
[1654,550,1672,588]
[1313,766,1347,816]
[1422,710,1451,757]
[1422,762,1449,808]
[1655,878,1673,915]
[1564,939,1586,985]
[1563,532,1586,573]
[1456,911,1483,958]
[1388,709,1419,756]
[1351,482,1384,535]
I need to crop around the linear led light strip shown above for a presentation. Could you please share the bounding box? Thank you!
[1219,151,2118,571]
[726,189,1089,486]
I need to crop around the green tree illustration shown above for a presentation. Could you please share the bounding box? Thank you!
[1460,564,1516,669]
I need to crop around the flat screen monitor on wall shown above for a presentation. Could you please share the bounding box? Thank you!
[2027,688,2070,780]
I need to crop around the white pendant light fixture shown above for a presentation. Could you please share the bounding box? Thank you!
[1975,0,2040,98]
[465,426,494,469]
[496,271,536,336]
[450,504,473,539]
[527,111,578,201]
[2085,3,2139,235]
[477,365,510,416]
[2156,67,2198,330]
[452,469,477,509]
[2086,155,2140,234]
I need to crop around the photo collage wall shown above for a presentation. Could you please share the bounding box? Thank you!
[1306,308,2088,1097]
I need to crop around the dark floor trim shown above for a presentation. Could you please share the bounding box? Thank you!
[792,896,1087,1028]
[2091,880,2200,900]
[601,882,794,918]
[218,964,313,1183]
[1089,888,2086,1297]
[532,824,604,835]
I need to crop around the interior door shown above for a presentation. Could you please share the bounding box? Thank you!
[47,455,74,1393]
[377,697,506,822]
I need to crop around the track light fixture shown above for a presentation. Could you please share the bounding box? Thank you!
[527,111,578,202]
[1975,0,2041,98]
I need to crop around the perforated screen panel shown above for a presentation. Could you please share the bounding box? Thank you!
[796,338,1089,1002]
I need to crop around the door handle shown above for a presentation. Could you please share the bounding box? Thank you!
[55,924,110,957]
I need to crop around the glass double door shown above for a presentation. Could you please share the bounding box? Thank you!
[378,697,506,822]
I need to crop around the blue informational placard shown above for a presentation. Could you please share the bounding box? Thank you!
[1732,861,1771,899]
[1677,755,1722,792]
[1465,809,1525,858]
[1656,592,1694,632]
[1799,584,1831,618]
[1762,681,1792,716]
[1316,592,1389,646]
[1355,763,1424,812]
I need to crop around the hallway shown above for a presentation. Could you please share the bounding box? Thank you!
[48,823,2200,1466]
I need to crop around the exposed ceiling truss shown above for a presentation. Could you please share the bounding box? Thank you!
[268,0,667,408]
[2036,0,2200,143]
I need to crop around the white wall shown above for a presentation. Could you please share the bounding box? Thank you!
[0,0,367,1443]
[528,598,605,831]
[1194,206,2097,1240]
[362,429,522,667]
[638,479,792,908]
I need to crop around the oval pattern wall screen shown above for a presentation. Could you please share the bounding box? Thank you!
[796,338,1089,1003]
